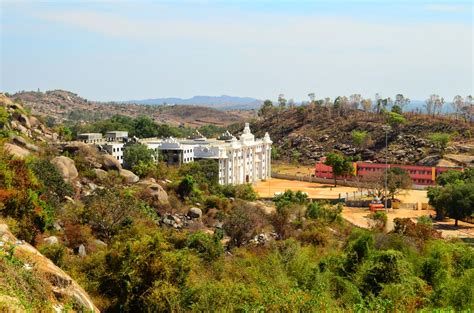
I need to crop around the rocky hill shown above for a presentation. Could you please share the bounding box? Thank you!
[0,223,98,312]
[10,90,255,127]
[125,95,262,110]
[248,105,474,167]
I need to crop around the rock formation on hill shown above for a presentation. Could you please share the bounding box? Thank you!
[247,105,474,167]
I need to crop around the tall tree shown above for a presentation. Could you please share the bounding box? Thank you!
[277,94,287,109]
[394,94,410,112]
[349,94,363,110]
[428,183,474,226]
[308,93,316,104]
[451,95,464,119]
[324,152,354,187]
[361,98,372,113]
[386,167,412,200]
[258,99,274,117]
[425,94,444,116]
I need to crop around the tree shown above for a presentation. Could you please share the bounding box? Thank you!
[308,93,316,104]
[177,175,196,199]
[223,201,264,247]
[361,99,372,113]
[425,94,444,116]
[394,94,410,112]
[84,188,135,241]
[428,133,451,157]
[349,94,363,110]
[123,143,154,169]
[436,170,464,186]
[277,94,287,109]
[386,167,412,200]
[451,95,464,119]
[258,99,275,117]
[387,112,406,129]
[428,183,474,226]
[324,152,354,186]
[391,105,402,114]
[351,130,371,152]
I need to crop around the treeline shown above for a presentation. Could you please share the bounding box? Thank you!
[259,93,473,121]
[65,115,226,140]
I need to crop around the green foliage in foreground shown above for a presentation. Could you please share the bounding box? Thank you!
[63,221,474,312]
[1,146,474,312]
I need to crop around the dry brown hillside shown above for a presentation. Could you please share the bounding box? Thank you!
[246,105,474,167]
[10,90,255,127]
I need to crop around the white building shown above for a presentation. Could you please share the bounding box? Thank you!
[106,131,128,142]
[141,123,272,185]
[77,133,103,144]
[102,142,125,164]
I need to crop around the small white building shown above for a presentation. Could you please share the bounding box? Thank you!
[77,133,103,144]
[106,131,128,142]
[102,142,125,164]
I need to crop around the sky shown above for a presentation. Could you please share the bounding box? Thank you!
[1,0,473,102]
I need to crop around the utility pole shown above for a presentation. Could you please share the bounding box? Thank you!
[382,125,391,212]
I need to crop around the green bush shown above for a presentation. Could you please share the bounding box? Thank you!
[39,243,66,267]
[186,231,223,261]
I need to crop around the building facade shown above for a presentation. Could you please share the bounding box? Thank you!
[314,159,463,186]
[141,123,272,185]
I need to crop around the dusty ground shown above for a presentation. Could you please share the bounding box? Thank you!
[255,178,429,203]
[272,163,315,176]
[342,207,474,239]
[254,178,474,239]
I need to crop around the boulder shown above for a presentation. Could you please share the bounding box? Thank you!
[137,178,169,204]
[78,244,86,257]
[187,207,202,219]
[25,143,40,152]
[93,168,108,180]
[94,240,107,248]
[12,121,29,135]
[119,169,139,184]
[17,114,31,128]
[51,156,78,182]
[3,143,30,158]
[12,135,27,147]
[43,236,59,245]
[29,116,40,128]
[417,155,441,166]
[101,154,122,171]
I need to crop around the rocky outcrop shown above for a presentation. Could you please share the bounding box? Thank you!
[3,143,30,158]
[0,223,99,312]
[51,156,78,182]
[137,178,169,205]
[43,236,59,245]
[102,155,122,171]
[188,207,203,219]
[119,169,139,184]
[93,168,108,180]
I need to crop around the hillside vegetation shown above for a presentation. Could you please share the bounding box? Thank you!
[1,93,473,311]
[247,104,474,166]
[10,90,254,127]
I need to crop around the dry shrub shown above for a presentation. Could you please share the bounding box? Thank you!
[63,221,93,249]
[298,226,330,247]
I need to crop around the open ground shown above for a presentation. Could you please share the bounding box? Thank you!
[254,178,474,239]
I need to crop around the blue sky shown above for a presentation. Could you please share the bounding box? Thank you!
[1,0,472,102]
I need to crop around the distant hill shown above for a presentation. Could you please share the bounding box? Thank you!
[124,95,263,110]
[10,90,256,127]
